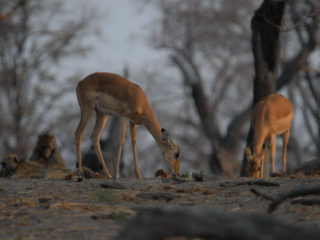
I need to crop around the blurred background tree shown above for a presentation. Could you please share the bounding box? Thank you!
[0,0,97,159]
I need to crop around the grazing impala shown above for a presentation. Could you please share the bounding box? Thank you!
[246,94,294,177]
[74,72,180,178]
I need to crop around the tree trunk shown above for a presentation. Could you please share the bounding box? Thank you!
[241,0,287,176]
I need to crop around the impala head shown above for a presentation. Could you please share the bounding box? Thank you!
[161,128,180,176]
[246,147,264,178]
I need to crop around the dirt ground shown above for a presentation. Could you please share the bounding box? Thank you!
[0,175,320,240]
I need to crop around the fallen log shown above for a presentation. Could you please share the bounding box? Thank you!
[268,185,320,213]
[116,207,320,240]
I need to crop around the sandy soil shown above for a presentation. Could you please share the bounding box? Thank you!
[0,175,320,240]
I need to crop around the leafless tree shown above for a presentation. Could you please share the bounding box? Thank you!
[0,0,97,158]
[146,0,258,175]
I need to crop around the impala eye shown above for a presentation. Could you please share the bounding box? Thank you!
[175,152,180,158]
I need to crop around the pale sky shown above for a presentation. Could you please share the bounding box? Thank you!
[64,0,164,78]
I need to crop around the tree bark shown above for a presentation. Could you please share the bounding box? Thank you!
[241,0,287,176]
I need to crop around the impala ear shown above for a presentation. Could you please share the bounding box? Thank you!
[14,156,19,163]
[245,147,252,158]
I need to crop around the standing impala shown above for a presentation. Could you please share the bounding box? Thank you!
[246,94,294,177]
[74,72,180,178]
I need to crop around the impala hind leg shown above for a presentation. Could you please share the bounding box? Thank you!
[282,130,290,174]
[115,118,128,178]
[130,122,142,179]
[91,112,111,178]
[75,106,93,174]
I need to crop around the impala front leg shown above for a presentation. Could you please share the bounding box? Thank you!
[130,122,142,179]
[282,130,290,174]
[270,134,276,175]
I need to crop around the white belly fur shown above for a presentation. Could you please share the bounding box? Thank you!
[94,92,140,121]
[95,93,126,115]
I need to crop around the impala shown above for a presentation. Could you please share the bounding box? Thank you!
[246,94,294,177]
[74,72,180,178]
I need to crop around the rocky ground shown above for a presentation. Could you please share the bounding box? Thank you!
[0,175,320,240]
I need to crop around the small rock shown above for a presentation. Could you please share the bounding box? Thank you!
[73,172,83,182]
[192,173,204,182]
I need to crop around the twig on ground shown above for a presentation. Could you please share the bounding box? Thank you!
[220,180,280,188]
[250,188,274,201]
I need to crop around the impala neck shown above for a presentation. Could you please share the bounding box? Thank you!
[142,107,166,150]
[253,128,264,155]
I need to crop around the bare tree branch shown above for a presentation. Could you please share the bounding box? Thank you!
[0,0,26,20]
[277,1,319,90]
